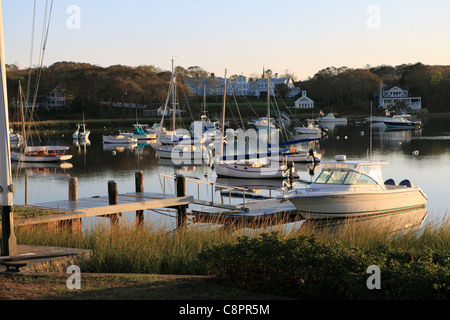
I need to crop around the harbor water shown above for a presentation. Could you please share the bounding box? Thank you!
[10,114,450,229]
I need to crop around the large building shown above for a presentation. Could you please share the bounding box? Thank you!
[379,84,422,110]
[184,73,300,98]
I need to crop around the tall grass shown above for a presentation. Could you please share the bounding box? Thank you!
[14,213,449,275]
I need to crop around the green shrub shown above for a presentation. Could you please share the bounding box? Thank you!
[198,232,450,299]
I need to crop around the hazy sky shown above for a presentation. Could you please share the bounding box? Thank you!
[2,0,450,80]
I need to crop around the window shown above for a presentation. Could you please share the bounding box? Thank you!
[344,171,361,184]
[314,170,332,183]
[326,171,347,184]
[357,174,377,185]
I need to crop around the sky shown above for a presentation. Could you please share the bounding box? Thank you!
[2,0,450,81]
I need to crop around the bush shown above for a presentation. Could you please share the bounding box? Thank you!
[198,232,450,299]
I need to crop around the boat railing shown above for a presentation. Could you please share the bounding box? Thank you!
[160,174,248,211]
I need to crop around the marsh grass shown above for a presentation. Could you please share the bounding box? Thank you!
[14,212,449,275]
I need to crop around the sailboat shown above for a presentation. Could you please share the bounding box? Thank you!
[73,111,90,140]
[10,83,73,163]
[214,71,298,179]
[189,85,222,145]
[155,59,206,161]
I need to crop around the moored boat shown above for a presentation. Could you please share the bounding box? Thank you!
[11,146,72,162]
[279,155,427,219]
[102,134,137,144]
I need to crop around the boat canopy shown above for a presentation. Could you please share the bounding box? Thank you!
[319,157,388,187]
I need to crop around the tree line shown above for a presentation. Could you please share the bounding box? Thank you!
[5,61,450,118]
[300,62,450,114]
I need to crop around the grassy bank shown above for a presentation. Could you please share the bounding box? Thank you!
[12,214,449,299]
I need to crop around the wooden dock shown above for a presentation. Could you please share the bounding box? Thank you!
[191,198,302,225]
[9,172,301,230]
[15,191,192,227]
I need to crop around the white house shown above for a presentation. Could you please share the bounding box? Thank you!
[46,84,68,110]
[379,84,422,110]
[294,91,314,109]
[185,73,299,98]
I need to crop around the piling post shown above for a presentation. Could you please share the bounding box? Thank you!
[108,180,120,226]
[69,177,78,201]
[135,171,144,226]
[61,177,82,232]
[176,175,187,229]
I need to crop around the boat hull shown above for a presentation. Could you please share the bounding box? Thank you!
[214,161,298,179]
[11,153,73,162]
[155,146,206,160]
[73,132,90,139]
[103,135,137,144]
[284,188,427,219]
[384,121,421,130]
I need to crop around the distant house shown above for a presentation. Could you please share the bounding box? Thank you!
[294,91,314,109]
[184,72,299,98]
[46,84,69,110]
[379,84,422,110]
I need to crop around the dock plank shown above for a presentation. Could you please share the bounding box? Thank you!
[14,192,193,227]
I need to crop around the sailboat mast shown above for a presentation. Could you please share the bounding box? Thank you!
[171,59,176,133]
[0,0,18,256]
[220,69,227,157]
[267,74,271,145]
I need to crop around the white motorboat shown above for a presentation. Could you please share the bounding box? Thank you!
[11,146,72,162]
[294,119,326,135]
[279,155,427,219]
[248,117,278,131]
[121,124,156,140]
[73,111,90,140]
[383,115,422,130]
[102,134,137,144]
[319,113,347,123]
[73,123,90,140]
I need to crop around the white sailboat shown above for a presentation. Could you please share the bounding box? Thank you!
[73,111,90,140]
[11,145,72,162]
[155,59,205,161]
[11,81,73,163]
[214,71,298,179]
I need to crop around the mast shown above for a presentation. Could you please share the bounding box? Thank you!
[0,0,17,256]
[267,74,271,145]
[171,59,176,133]
[220,69,227,157]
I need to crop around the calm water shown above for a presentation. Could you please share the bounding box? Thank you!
[10,114,450,228]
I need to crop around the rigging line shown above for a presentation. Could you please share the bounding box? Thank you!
[31,0,53,117]
[26,0,37,101]
[228,80,245,129]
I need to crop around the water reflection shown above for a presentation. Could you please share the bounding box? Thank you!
[190,205,428,237]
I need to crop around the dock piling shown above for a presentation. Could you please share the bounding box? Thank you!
[135,171,144,226]
[108,180,120,226]
[176,175,187,229]
[69,177,78,201]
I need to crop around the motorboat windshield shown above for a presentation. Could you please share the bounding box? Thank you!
[312,157,388,188]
